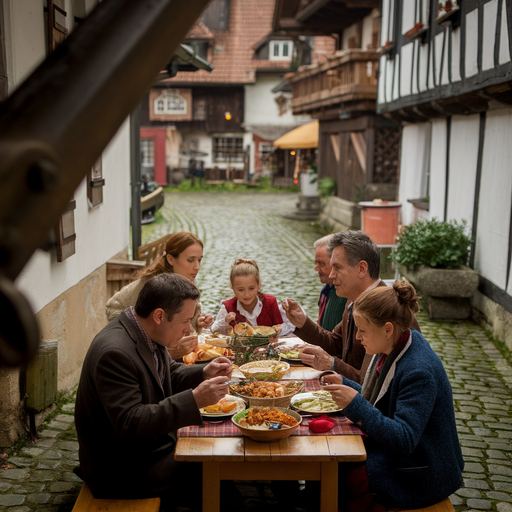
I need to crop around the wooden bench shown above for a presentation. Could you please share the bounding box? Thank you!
[71,482,160,512]
[401,497,455,512]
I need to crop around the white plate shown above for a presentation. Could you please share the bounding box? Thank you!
[290,391,343,414]
[200,395,247,420]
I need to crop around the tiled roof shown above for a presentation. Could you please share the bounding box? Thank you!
[185,20,214,40]
[164,0,306,85]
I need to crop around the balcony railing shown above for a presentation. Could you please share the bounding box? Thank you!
[287,49,379,116]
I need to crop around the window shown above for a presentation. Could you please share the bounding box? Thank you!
[185,41,209,61]
[55,200,76,262]
[194,99,207,121]
[87,156,105,208]
[154,91,187,115]
[269,41,294,61]
[213,137,244,163]
[140,138,155,180]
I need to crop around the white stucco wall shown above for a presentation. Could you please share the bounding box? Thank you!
[446,114,480,226]
[244,75,310,126]
[474,109,512,292]
[16,121,131,314]
[398,122,431,226]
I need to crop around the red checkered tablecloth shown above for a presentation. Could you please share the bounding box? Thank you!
[178,379,364,438]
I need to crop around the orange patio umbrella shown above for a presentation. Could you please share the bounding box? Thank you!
[273,120,319,149]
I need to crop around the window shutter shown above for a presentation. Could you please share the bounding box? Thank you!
[55,200,76,262]
[88,156,105,207]
[47,0,68,53]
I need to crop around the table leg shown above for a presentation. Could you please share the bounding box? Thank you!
[320,461,338,512]
[202,462,220,512]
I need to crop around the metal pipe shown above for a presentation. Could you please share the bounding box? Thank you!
[0,0,210,281]
[130,107,142,258]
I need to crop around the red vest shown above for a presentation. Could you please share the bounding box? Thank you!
[223,293,283,326]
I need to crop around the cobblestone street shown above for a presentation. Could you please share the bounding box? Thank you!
[1,191,511,512]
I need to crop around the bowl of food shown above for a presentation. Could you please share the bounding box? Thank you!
[232,406,302,442]
[229,380,304,408]
[238,360,290,381]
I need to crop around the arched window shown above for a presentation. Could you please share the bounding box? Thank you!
[154,91,187,115]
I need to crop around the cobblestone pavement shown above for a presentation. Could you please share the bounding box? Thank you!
[1,191,512,512]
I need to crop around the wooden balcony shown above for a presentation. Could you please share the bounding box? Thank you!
[287,49,379,118]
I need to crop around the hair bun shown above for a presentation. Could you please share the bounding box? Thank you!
[393,280,420,314]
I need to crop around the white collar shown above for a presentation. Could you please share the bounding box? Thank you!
[237,296,263,320]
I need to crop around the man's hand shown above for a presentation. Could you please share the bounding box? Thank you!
[197,314,213,331]
[192,376,230,409]
[203,356,232,380]
[299,345,334,371]
[168,335,198,360]
[320,383,358,409]
[281,298,307,328]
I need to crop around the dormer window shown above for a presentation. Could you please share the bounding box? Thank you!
[154,91,187,115]
[269,40,293,61]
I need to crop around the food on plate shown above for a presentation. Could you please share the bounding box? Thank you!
[200,396,244,416]
[230,381,303,399]
[292,390,339,413]
[183,344,233,365]
[230,323,277,337]
[238,407,299,429]
[204,333,230,347]
[278,344,305,359]
[233,322,255,336]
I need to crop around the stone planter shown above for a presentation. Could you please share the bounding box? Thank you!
[400,265,479,321]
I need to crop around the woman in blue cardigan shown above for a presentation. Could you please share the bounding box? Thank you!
[322,281,464,511]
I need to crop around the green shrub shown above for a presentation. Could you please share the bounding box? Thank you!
[318,177,336,197]
[391,218,474,270]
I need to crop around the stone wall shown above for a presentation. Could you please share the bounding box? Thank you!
[472,291,512,352]
[0,263,111,448]
[319,196,361,232]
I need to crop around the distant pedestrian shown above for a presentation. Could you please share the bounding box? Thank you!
[188,157,196,187]
[195,160,205,187]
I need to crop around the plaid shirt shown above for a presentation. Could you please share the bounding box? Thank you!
[125,306,167,391]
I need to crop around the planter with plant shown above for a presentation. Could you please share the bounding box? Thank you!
[391,218,478,321]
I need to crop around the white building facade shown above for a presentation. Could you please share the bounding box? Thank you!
[377,0,512,348]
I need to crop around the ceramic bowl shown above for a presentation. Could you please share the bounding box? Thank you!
[232,406,302,442]
[229,380,304,408]
[238,360,290,381]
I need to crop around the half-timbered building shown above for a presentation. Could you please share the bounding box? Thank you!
[274,0,402,231]
[378,0,512,347]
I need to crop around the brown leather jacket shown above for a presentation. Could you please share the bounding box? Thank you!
[294,280,421,383]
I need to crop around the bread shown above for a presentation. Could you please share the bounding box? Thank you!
[183,344,233,365]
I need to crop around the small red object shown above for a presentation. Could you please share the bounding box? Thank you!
[229,320,236,327]
[308,415,336,433]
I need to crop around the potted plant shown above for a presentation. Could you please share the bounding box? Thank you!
[391,218,478,321]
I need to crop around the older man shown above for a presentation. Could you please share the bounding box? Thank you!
[314,234,347,331]
[75,273,232,505]
[284,230,420,383]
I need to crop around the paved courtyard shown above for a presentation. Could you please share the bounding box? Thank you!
[0,191,511,512]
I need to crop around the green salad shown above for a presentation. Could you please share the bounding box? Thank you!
[292,390,339,412]
[280,349,301,359]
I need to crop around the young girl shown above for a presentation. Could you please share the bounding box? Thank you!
[211,258,295,336]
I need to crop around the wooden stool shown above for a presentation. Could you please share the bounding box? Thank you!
[71,482,160,512]
[401,497,455,512]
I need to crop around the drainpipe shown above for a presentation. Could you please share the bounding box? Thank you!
[130,107,141,259]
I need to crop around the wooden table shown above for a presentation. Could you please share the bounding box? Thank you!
[175,366,367,512]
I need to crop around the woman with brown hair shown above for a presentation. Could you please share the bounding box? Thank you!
[106,232,212,359]
[319,281,463,511]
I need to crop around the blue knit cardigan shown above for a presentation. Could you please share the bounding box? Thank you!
[342,328,464,508]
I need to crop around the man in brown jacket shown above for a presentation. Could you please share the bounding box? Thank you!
[75,273,232,506]
[284,230,420,384]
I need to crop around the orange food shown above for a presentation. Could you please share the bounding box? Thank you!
[203,404,221,413]
[239,407,298,427]
[220,401,237,413]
